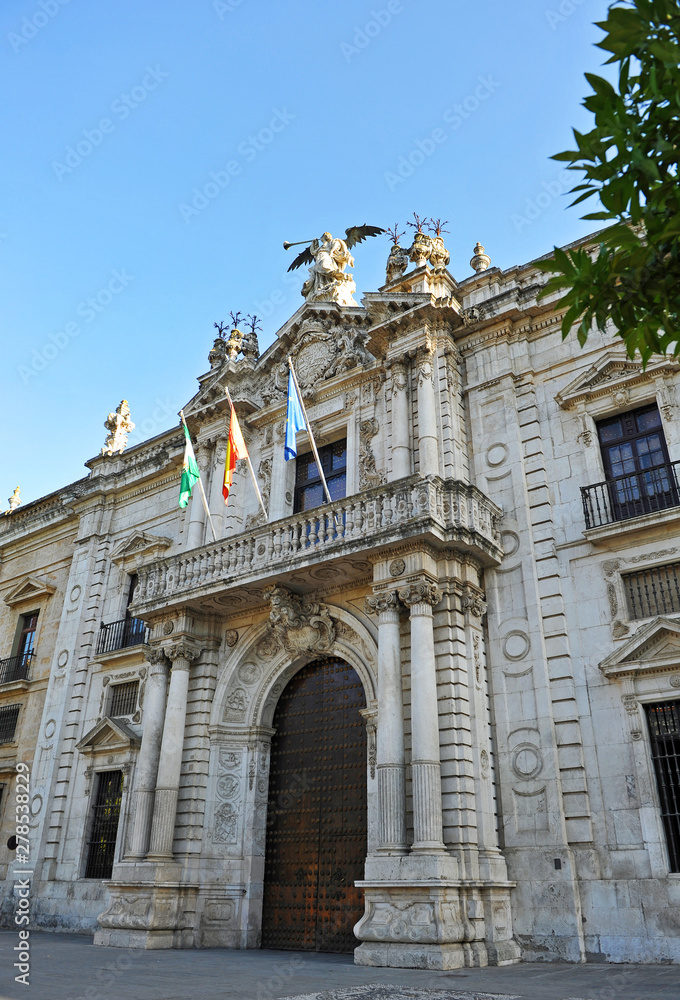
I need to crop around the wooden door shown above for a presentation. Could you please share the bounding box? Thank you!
[261,658,367,953]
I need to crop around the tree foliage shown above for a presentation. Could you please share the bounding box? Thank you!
[537,0,680,363]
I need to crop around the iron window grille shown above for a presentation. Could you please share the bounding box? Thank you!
[96,617,150,655]
[84,770,123,879]
[0,704,21,744]
[645,701,680,873]
[623,562,680,620]
[108,680,139,718]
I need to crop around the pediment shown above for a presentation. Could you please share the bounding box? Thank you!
[110,532,172,565]
[600,617,680,678]
[76,717,141,754]
[556,352,678,409]
[3,575,56,607]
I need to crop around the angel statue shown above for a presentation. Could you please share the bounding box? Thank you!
[101,400,135,457]
[284,225,384,307]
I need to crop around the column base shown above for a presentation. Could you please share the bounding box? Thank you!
[94,862,197,950]
[355,941,466,971]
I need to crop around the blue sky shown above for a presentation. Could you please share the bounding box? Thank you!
[2,0,613,507]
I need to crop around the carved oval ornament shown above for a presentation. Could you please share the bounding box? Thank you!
[389,558,406,578]
[225,629,238,648]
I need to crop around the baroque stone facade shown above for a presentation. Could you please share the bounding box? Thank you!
[1,230,680,966]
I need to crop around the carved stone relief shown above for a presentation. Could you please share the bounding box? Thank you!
[262,586,336,656]
[358,418,385,490]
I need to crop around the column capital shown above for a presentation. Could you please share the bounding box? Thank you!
[462,588,488,622]
[145,646,169,667]
[364,590,400,620]
[163,640,202,665]
[398,581,442,611]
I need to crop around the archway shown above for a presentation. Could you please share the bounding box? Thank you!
[261,656,367,953]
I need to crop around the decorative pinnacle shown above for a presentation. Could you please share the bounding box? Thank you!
[407,213,427,234]
[5,487,21,515]
[386,223,406,245]
[470,242,491,272]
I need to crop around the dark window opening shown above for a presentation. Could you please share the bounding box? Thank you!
[17,612,39,663]
[126,574,138,614]
[84,770,123,879]
[645,702,680,873]
[0,705,20,744]
[109,681,139,718]
[623,561,680,619]
[597,404,677,520]
[293,439,347,514]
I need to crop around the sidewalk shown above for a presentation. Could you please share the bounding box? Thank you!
[0,930,677,1000]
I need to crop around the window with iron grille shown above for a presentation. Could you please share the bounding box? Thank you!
[84,770,123,879]
[623,562,680,619]
[645,701,680,873]
[0,705,20,744]
[108,681,139,718]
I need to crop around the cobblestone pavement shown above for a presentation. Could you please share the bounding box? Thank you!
[0,931,678,1000]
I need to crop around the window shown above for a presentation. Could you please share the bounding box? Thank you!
[17,612,38,665]
[645,702,680,872]
[597,404,678,520]
[108,681,139,718]
[0,705,21,744]
[294,439,347,514]
[84,770,123,879]
[126,574,138,613]
[623,561,680,619]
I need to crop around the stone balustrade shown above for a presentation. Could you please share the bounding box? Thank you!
[132,476,502,615]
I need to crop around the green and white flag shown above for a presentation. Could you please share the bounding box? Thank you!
[179,420,200,509]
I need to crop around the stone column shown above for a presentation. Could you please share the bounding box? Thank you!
[208,436,228,539]
[416,350,439,477]
[186,446,207,549]
[390,361,411,480]
[398,581,445,853]
[146,641,200,860]
[126,648,170,859]
[364,590,407,854]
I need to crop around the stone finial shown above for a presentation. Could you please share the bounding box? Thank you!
[470,242,491,273]
[101,400,135,457]
[5,487,21,515]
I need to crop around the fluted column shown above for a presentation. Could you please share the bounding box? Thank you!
[208,436,228,539]
[146,641,200,860]
[389,360,411,480]
[126,648,170,859]
[365,590,407,854]
[416,350,439,477]
[399,581,445,853]
[186,446,207,549]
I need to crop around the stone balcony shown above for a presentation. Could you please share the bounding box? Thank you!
[132,475,502,618]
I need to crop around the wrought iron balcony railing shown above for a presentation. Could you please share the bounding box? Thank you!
[581,461,680,530]
[0,652,32,685]
[96,617,150,656]
[132,476,502,616]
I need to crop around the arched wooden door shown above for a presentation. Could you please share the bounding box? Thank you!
[261,657,367,953]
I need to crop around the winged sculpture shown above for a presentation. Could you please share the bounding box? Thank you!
[283,224,385,306]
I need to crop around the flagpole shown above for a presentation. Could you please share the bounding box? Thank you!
[224,389,269,520]
[287,358,341,529]
[179,411,217,542]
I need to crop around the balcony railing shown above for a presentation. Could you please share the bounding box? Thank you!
[0,652,32,685]
[132,476,502,615]
[581,461,680,530]
[96,617,150,656]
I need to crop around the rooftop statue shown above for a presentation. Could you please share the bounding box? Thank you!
[284,224,384,307]
[101,400,135,457]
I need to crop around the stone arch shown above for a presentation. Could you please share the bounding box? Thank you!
[211,601,378,729]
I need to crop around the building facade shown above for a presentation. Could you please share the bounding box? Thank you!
[1,229,680,968]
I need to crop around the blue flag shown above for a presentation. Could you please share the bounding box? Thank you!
[284,369,306,461]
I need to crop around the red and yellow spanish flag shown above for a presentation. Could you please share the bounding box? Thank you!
[223,403,248,504]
